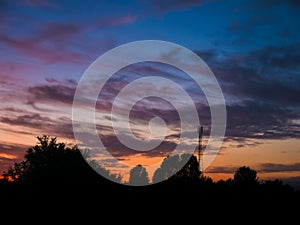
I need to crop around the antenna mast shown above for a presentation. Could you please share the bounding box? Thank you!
[198,126,203,173]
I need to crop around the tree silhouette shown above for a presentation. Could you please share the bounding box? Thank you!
[88,159,122,183]
[152,154,200,183]
[233,166,259,187]
[1,135,298,199]
[2,135,119,188]
[128,164,149,186]
[261,179,294,193]
[153,154,180,183]
[3,161,29,183]
[175,154,200,180]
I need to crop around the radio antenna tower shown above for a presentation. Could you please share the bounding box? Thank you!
[198,126,203,173]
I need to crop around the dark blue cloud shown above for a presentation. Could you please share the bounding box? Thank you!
[198,43,300,107]
[196,42,300,141]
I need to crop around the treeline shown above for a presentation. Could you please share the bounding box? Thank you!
[0,135,298,198]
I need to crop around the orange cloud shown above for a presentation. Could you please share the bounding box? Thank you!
[0,153,17,160]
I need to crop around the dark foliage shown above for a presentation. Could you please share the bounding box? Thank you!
[0,135,299,209]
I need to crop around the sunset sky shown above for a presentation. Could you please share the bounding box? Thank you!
[0,0,299,188]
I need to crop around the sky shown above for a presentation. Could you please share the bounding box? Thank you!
[0,0,299,188]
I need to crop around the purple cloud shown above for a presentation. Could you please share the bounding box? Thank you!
[0,112,74,139]
[27,79,77,107]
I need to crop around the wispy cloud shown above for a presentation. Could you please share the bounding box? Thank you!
[27,80,76,107]
[205,165,237,174]
[0,142,29,173]
[0,153,17,160]
[0,0,141,65]
[0,32,89,64]
[0,112,74,139]
[206,162,300,175]
[258,162,300,173]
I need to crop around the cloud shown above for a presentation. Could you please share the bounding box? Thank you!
[37,22,80,42]
[0,142,27,156]
[0,33,89,64]
[207,163,300,175]
[129,98,180,125]
[258,162,300,173]
[98,61,209,109]
[0,153,17,160]
[45,77,77,85]
[19,44,297,157]
[0,112,74,139]
[0,157,16,174]
[225,100,300,140]
[80,122,177,160]
[206,45,300,107]
[1,107,25,113]
[0,113,51,128]
[0,142,29,173]
[249,44,300,71]
[0,61,29,83]
[223,137,263,149]
[1,1,137,64]
[258,163,300,190]
[27,79,76,107]
[87,49,299,145]
[206,165,237,174]
[196,44,300,142]
[0,18,92,64]
[98,132,176,159]
[52,116,74,139]
[196,44,300,130]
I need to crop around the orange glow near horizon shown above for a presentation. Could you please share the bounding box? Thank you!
[1,134,299,185]
[205,138,300,182]
[104,138,300,184]
[1,112,299,186]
